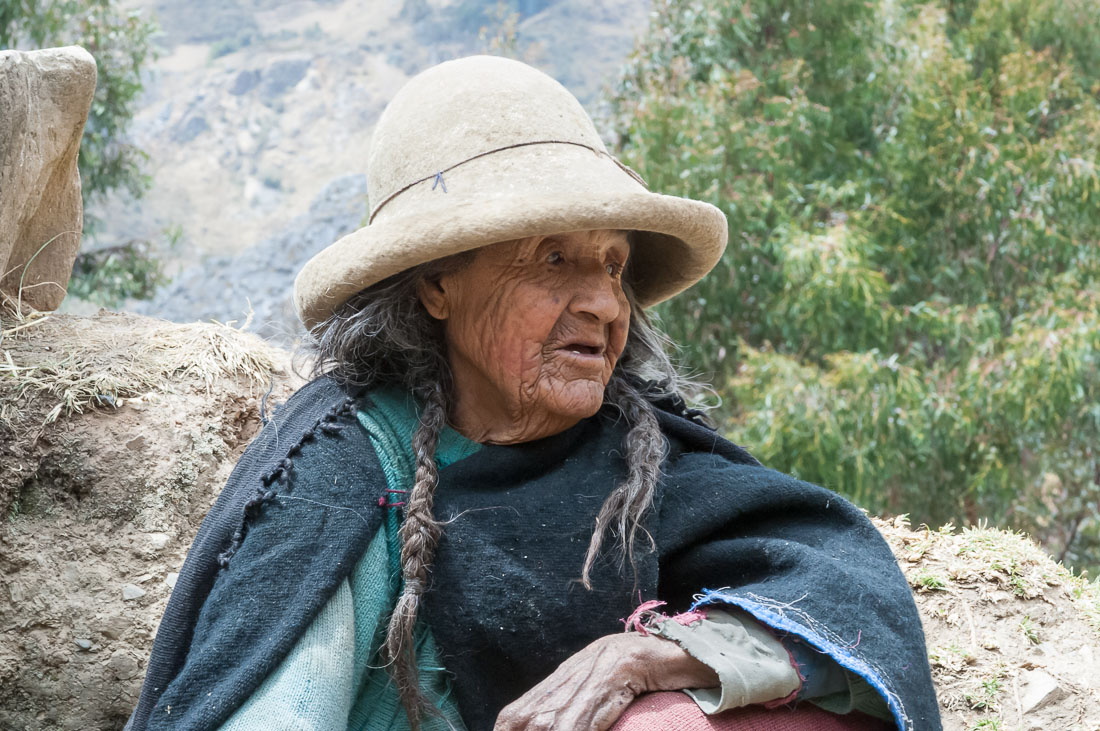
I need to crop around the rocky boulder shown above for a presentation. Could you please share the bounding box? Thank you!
[0,46,97,313]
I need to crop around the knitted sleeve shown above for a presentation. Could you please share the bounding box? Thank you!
[216,579,357,731]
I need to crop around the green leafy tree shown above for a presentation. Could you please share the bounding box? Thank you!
[2,0,163,305]
[607,0,1100,571]
[2,0,156,212]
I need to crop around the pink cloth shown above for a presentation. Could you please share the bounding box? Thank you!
[623,599,708,635]
[611,692,893,731]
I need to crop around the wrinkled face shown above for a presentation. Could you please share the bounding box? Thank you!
[417,229,632,443]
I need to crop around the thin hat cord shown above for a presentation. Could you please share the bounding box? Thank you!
[367,139,649,223]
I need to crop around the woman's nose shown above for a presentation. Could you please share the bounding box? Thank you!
[568,266,623,323]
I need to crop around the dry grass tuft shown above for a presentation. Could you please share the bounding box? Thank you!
[0,309,291,432]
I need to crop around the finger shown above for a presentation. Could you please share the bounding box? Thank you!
[493,702,521,731]
[547,681,636,731]
[590,687,637,731]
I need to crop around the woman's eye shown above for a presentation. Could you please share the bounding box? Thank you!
[547,251,564,265]
[606,262,623,277]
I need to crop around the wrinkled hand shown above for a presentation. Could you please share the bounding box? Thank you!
[493,632,719,731]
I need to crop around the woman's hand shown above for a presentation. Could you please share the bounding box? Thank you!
[493,632,719,731]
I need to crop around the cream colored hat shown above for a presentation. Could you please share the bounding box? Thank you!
[294,54,728,329]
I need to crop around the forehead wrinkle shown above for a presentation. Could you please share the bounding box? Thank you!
[469,232,633,288]
[583,229,631,260]
[491,234,545,263]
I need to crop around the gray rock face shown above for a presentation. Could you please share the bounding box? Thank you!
[229,68,261,96]
[1020,668,1069,715]
[0,46,97,313]
[120,584,146,601]
[260,58,311,100]
[151,0,258,47]
[171,114,210,143]
[134,173,368,344]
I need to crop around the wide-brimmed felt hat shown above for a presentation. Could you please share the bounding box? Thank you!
[294,55,728,329]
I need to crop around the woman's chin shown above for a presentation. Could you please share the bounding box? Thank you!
[538,380,608,423]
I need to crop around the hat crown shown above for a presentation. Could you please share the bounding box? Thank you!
[293,55,728,329]
[367,55,607,220]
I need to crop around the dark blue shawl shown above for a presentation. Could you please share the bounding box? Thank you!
[126,377,940,731]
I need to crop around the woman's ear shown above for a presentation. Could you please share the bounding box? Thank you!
[417,275,450,320]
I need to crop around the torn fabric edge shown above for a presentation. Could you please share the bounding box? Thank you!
[691,588,910,731]
[217,393,364,568]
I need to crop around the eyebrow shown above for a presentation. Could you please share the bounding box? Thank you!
[534,232,630,256]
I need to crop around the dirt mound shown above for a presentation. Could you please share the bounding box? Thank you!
[877,516,1100,731]
[1,312,1097,730]
[0,311,302,730]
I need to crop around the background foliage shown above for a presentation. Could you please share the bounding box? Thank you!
[1,0,155,214]
[2,0,164,306]
[607,0,1100,572]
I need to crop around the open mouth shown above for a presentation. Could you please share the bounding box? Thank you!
[555,341,604,358]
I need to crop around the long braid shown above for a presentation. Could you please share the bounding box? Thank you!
[581,376,667,589]
[383,379,448,729]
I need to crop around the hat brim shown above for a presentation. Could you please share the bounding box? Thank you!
[294,190,728,329]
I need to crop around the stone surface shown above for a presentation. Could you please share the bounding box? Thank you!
[229,68,261,96]
[260,57,311,100]
[145,533,171,550]
[1019,668,1069,715]
[106,650,140,680]
[0,46,96,312]
[171,114,209,143]
[120,583,146,601]
[98,614,129,641]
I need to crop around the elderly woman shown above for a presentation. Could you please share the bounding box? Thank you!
[126,56,940,731]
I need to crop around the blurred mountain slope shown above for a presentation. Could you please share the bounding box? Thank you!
[96,0,649,264]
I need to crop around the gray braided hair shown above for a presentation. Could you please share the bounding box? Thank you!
[305,236,698,728]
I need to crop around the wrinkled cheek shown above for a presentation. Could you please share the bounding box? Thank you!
[537,365,609,416]
[482,334,542,397]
